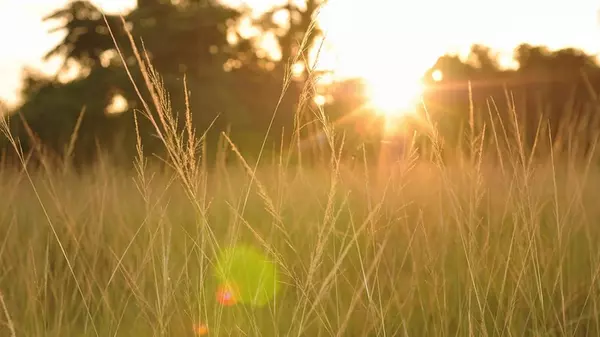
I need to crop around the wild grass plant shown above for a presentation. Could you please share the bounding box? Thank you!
[1,18,600,337]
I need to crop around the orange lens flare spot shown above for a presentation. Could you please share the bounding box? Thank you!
[194,323,209,335]
[216,283,237,306]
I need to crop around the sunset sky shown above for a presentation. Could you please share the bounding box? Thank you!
[1,0,599,106]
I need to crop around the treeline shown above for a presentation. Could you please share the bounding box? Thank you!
[420,44,600,160]
[1,0,322,169]
[1,0,599,169]
[324,44,600,163]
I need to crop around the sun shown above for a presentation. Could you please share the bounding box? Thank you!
[314,0,449,122]
[365,74,425,118]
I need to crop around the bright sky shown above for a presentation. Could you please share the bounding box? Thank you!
[1,0,599,106]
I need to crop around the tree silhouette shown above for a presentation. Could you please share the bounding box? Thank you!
[127,0,242,75]
[6,0,600,168]
[7,0,328,168]
[256,0,323,72]
[43,1,123,73]
[6,0,247,166]
[422,44,600,158]
[468,44,501,73]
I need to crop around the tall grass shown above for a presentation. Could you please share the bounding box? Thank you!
[1,16,600,337]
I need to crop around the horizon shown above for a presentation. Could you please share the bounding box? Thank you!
[1,0,600,107]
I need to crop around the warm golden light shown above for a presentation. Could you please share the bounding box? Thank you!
[106,93,128,114]
[365,74,425,118]
[291,63,305,78]
[314,94,327,106]
[432,69,443,82]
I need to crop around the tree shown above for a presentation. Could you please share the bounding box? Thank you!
[43,1,124,73]
[8,0,312,167]
[421,44,600,158]
[7,0,253,166]
[256,0,324,72]
[468,44,500,73]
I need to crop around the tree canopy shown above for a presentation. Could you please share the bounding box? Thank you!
[2,1,600,169]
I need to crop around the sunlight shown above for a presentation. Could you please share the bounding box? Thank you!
[291,63,305,78]
[106,93,128,115]
[365,73,425,118]
[432,69,443,82]
[314,94,327,106]
[315,0,443,123]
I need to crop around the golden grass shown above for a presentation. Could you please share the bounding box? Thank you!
[0,12,599,337]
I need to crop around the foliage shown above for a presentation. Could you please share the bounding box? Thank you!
[3,0,600,169]
[3,0,312,168]
[419,44,600,157]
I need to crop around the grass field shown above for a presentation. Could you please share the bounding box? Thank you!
[2,35,600,336]
[2,112,600,337]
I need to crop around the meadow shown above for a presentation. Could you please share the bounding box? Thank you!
[1,105,600,337]
[2,37,600,337]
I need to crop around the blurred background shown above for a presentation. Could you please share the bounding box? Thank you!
[1,0,600,168]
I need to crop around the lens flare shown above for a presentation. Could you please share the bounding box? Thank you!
[216,283,238,306]
[214,245,280,307]
[194,323,209,336]
[366,76,424,119]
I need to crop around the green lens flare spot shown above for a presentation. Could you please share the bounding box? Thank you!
[214,245,280,307]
